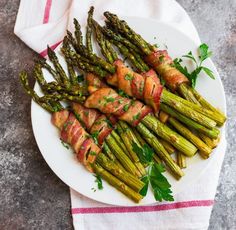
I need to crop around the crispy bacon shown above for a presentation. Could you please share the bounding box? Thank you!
[71,103,116,147]
[90,115,113,145]
[77,138,100,172]
[142,69,163,113]
[51,111,100,172]
[113,60,163,113]
[72,103,100,130]
[85,88,152,126]
[145,50,189,91]
[51,110,70,130]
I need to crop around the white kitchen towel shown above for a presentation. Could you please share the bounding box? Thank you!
[14,1,226,229]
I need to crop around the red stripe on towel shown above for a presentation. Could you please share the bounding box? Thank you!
[39,40,62,57]
[71,199,214,215]
[43,0,52,24]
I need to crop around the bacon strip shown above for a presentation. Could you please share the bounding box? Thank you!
[145,50,189,91]
[113,60,163,113]
[72,102,115,147]
[84,88,152,126]
[51,110,101,172]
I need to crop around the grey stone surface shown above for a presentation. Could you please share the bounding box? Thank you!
[0,0,235,229]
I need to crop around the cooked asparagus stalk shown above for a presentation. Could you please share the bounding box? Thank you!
[167,117,212,158]
[96,154,144,192]
[177,152,187,169]
[160,104,219,139]
[20,70,144,202]
[105,135,141,177]
[141,114,197,157]
[103,11,226,124]
[136,122,184,179]
[93,163,143,203]
[86,6,94,53]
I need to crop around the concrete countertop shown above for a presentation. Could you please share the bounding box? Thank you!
[0,0,235,229]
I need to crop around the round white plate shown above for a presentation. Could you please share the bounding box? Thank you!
[31,17,226,206]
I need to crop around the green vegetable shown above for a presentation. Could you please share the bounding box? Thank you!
[132,143,174,201]
[91,131,99,145]
[173,43,215,87]
[60,139,70,149]
[94,174,103,190]
[77,74,84,83]
[123,104,129,112]
[125,73,134,81]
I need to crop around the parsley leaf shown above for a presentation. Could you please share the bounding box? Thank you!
[132,143,153,164]
[94,174,103,190]
[139,175,149,196]
[173,43,215,87]
[91,131,99,145]
[118,89,129,98]
[125,74,134,81]
[150,164,174,201]
[60,139,70,149]
[132,142,174,202]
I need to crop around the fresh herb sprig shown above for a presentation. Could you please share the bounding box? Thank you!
[173,43,215,87]
[94,174,103,191]
[132,143,174,202]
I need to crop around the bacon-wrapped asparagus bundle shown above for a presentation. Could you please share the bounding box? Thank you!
[93,28,213,159]
[35,53,146,178]
[39,46,183,178]
[65,23,221,136]
[71,103,146,177]
[19,71,144,202]
[103,11,226,126]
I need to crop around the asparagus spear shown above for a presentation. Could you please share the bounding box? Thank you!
[102,142,125,170]
[116,122,146,176]
[177,152,187,169]
[141,114,197,157]
[136,122,184,179]
[110,129,146,177]
[105,135,141,177]
[93,163,143,203]
[159,139,176,155]
[47,46,71,89]
[92,19,116,64]
[160,104,219,139]
[86,6,94,53]
[163,88,225,126]
[20,69,145,202]
[168,117,212,158]
[96,153,144,192]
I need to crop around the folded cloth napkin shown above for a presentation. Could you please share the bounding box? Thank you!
[14,0,226,229]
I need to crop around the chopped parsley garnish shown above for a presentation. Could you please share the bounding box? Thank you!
[90,151,97,156]
[125,73,134,81]
[84,111,89,117]
[104,96,115,103]
[77,74,84,83]
[94,174,103,190]
[159,55,164,63]
[91,131,99,145]
[118,89,129,98]
[123,104,129,112]
[132,143,174,201]
[133,112,141,121]
[60,139,70,150]
[105,118,113,128]
[63,121,73,130]
[173,43,215,87]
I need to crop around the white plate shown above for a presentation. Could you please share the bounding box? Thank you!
[31,17,226,206]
